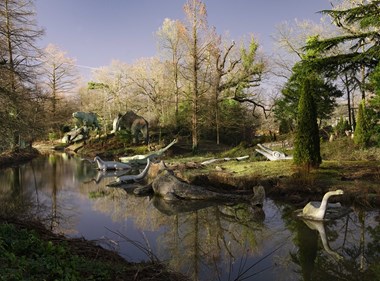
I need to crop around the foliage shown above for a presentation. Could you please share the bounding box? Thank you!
[293,74,322,169]
[212,99,256,145]
[334,116,351,137]
[0,223,122,280]
[274,61,342,126]
[115,129,133,145]
[304,2,380,90]
[369,64,380,108]
[354,100,370,148]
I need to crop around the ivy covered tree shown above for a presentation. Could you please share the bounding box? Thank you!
[293,74,322,169]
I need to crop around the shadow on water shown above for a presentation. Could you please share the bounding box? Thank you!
[0,153,379,281]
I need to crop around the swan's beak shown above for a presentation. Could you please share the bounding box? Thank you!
[337,189,344,194]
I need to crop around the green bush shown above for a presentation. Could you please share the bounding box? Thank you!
[0,223,122,280]
[334,116,351,137]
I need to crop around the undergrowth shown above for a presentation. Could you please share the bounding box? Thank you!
[0,222,186,281]
[0,223,121,280]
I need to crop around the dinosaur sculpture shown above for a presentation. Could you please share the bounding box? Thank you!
[109,158,151,184]
[61,126,89,144]
[94,156,132,171]
[201,155,249,165]
[119,139,177,165]
[298,189,344,221]
[84,170,129,184]
[151,168,266,203]
[72,111,100,130]
[255,143,292,161]
[111,111,149,143]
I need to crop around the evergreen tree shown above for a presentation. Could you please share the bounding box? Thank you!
[304,2,380,100]
[354,100,370,148]
[294,75,322,169]
[274,62,342,128]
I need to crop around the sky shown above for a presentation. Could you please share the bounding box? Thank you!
[35,0,332,78]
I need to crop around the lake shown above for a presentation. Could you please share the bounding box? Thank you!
[0,153,378,281]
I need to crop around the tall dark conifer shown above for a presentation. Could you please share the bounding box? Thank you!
[353,100,369,148]
[294,76,322,169]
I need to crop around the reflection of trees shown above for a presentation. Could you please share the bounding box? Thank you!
[0,166,35,217]
[88,184,269,281]
[282,204,380,281]
[158,203,268,280]
[0,153,94,235]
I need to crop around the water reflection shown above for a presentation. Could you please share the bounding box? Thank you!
[0,153,379,281]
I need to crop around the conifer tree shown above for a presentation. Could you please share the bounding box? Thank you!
[353,100,369,148]
[294,76,322,169]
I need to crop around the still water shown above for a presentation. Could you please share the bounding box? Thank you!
[0,153,379,281]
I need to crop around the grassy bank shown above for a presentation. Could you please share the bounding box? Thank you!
[0,218,187,281]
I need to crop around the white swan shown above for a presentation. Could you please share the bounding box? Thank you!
[301,189,344,221]
[94,156,132,171]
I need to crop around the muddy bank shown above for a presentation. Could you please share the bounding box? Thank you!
[0,147,40,168]
[173,163,380,208]
[0,216,187,281]
[30,139,380,208]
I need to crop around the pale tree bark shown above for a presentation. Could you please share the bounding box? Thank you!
[183,0,211,152]
[42,44,79,114]
[89,61,130,130]
[156,18,186,128]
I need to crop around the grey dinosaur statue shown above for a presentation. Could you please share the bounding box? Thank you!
[72,111,100,130]
[93,156,132,171]
[111,111,149,144]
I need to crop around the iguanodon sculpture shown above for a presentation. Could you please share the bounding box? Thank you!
[255,143,293,161]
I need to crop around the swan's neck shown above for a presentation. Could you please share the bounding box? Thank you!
[319,191,335,213]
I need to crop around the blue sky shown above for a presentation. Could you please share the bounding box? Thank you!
[35,0,331,76]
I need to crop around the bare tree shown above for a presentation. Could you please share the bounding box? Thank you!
[41,44,79,114]
[208,36,266,144]
[0,0,44,150]
[182,0,214,151]
[156,18,186,127]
